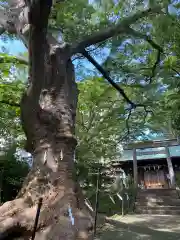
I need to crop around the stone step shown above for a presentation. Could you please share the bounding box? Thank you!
[136,194,180,199]
[136,207,180,215]
[136,194,180,200]
[137,192,178,197]
[136,190,180,214]
[136,199,180,206]
[137,189,177,194]
[137,193,179,199]
[136,205,180,210]
[138,189,176,192]
[136,197,180,203]
[136,196,180,201]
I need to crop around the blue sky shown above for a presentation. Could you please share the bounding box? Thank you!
[0,37,110,81]
[0,38,26,55]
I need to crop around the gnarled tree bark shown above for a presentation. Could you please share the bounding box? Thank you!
[0,1,93,239]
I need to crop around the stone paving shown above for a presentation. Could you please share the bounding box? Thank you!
[96,214,180,240]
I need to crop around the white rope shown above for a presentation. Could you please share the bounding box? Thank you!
[68,204,74,226]
[43,150,47,165]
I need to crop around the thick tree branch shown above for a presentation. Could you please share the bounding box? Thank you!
[86,42,105,53]
[126,27,163,83]
[79,49,154,144]
[82,50,136,107]
[28,0,52,90]
[126,28,163,52]
[119,105,153,142]
[172,68,180,76]
[72,43,105,62]
[0,26,5,35]
[72,54,85,62]
[148,51,161,83]
[82,50,155,116]
[81,39,155,141]
[71,6,162,54]
[125,108,132,136]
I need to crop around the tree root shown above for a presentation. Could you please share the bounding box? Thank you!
[0,193,93,240]
[0,198,37,239]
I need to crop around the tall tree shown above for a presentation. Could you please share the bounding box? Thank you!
[0,0,168,239]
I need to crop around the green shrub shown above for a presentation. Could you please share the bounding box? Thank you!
[0,144,29,203]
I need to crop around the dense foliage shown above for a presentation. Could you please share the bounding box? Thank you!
[0,144,29,203]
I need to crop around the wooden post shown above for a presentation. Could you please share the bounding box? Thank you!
[31,198,43,240]
[93,168,101,239]
[0,169,4,204]
[177,136,180,144]
[133,148,138,188]
[122,197,124,217]
[165,145,175,188]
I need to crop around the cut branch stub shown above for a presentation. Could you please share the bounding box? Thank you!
[71,5,162,54]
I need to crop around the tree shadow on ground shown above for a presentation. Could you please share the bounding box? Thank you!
[96,216,180,240]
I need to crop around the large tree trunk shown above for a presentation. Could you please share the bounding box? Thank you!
[0,12,93,240]
[0,43,93,239]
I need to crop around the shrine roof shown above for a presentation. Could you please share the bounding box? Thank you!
[121,139,180,161]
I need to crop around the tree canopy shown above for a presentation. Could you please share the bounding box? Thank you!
[0,0,179,170]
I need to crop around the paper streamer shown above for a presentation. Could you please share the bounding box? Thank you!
[68,206,74,226]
